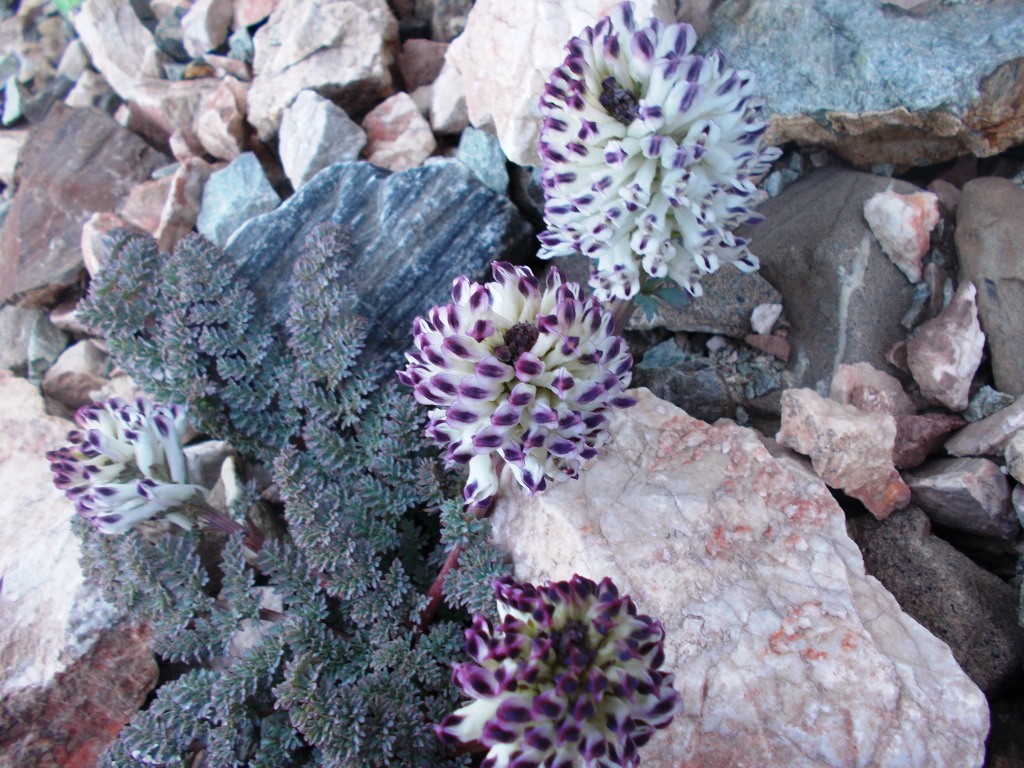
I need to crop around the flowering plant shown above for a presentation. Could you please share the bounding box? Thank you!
[47,397,206,534]
[436,574,682,768]
[398,262,634,512]
[537,1,780,301]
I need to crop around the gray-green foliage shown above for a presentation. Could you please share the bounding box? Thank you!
[77,225,509,767]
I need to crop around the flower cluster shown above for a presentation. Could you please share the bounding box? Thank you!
[398,262,633,511]
[537,1,781,301]
[47,397,206,534]
[436,574,682,768]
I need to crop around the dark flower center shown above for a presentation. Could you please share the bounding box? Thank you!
[599,77,640,125]
[554,619,596,670]
[495,322,540,363]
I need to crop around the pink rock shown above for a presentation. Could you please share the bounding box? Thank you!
[81,211,131,278]
[202,53,252,82]
[195,76,249,161]
[399,38,448,91]
[893,412,966,469]
[744,332,790,362]
[946,394,1024,457]
[362,92,437,171]
[156,158,213,253]
[182,0,234,58]
[491,388,988,768]
[119,176,175,235]
[777,387,911,519]
[829,361,916,416]
[234,0,280,27]
[906,281,985,412]
[903,457,1019,539]
[863,189,940,282]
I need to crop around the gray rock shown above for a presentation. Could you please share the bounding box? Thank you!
[226,160,533,359]
[739,168,917,392]
[0,305,68,381]
[964,385,1016,423]
[903,457,1019,540]
[946,394,1024,458]
[955,178,1024,398]
[417,0,473,41]
[278,91,367,190]
[456,126,508,195]
[702,0,1024,165]
[633,341,733,423]
[197,153,281,248]
[848,505,1024,695]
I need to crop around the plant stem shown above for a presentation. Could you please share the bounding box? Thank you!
[185,497,265,551]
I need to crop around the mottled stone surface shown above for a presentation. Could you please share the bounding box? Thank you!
[740,168,917,391]
[362,91,437,171]
[702,0,1024,165]
[906,281,985,411]
[197,152,281,247]
[226,160,533,359]
[829,362,915,416]
[247,0,397,140]
[947,395,1024,457]
[903,457,1019,540]
[849,505,1024,695]
[955,178,1024,398]
[492,389,988,767]
[893,412,965,470]
[0,104,167,307]
[777,387,910,519]
[863,190,939,283]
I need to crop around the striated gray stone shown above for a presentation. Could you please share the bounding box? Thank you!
[226,160,533,359]
[278,90,366,190]
[955,177,1024,398]
[456,126,508,195]
[849,505,1024,695]
[946,394,1024,458]
[740,168,917,391]
[702,0,1024,165]
[197,152,280,248]
[0,305,68,381]
[491,389,988,768]
[903,457,1019,540]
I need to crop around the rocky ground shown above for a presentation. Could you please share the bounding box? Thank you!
[0,0,1023,766]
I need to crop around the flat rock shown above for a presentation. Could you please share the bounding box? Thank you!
[0,305,67,381]
[701,0,1024,165]
[491,388,988,767]
[279,89,366,190]
[197,152,280,247]
[955,177,1024,398]
[902,457,1019,540]
[906,281,985,412]
[0,104,167,307]
[947,394,1024,458]
[247,0,398,141]
[362,91,436,171]
[777,387,910,519]
[849,505,1024,695]
[226,159,533,359]
[741,168,917,391]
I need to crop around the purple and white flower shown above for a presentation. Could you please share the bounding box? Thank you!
[436,574,682,768]
[47,397,206,534]
[398,262,633,511]
[538,1,781,301]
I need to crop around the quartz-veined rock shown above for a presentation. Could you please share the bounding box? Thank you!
[279,89,366,189]
[903,457,1019,540]
[955,177,1024,398]
[491,388,988,768]
[906,281,985,412]
[947,394,1024,458]
[197,152,281,247]
[701,0,1024,166]
[247,0,397,141]
[829,362,915,416]
[777,387,910,519]
[362,91,436,171]
[863,189,939,283]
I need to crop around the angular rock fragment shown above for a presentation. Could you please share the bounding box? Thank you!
[279,90,366,189]
[777,387,910,519]
[41,339,110,411]
[893,412,965,470]
[197,152,280,247]
[906,281,984,411]
[902,457,1019,539]
[362,92,436,171]
[863,189,939,282]
[492,389,988,767]
[947,395,1024,457]
[829,361,915,416]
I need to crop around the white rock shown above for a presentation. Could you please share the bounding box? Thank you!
[72,0,155,99]
[182,0,234,58]
[446,0,679,166]
[777,387,911,519]
[195,76,249,161]
[0,127,28,187]
[279,89,366,189]
[362,91,436,171]
[0,372,120,696]
[64,69,115,110]
[247,0,397,141]
[863,189,940,282]
[749,301,782,335]
[490,389,988,768]
[429,55,468,135]
[907,281,985,412]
